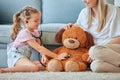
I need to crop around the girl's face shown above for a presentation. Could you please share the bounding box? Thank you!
[82,0,98,8]
[27,13,40,31]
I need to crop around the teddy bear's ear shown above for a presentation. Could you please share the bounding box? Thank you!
[55,28,65,43]
[85,31,94,49]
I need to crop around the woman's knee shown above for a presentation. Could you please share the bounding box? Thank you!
[89,45,106,59]
[90,60,104,72]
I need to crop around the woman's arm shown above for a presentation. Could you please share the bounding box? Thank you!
[108,37,120,44]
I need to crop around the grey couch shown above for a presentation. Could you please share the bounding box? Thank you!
[0,0,114,68]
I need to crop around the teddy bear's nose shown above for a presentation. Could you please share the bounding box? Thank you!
[69,40,75,43]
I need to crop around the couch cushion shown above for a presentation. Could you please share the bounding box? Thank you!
[0,23,66,45]
[0,43,7,49]
[0,49,8,68]
[0,0,42,24]
[0,24,12,44]
[42,0,85,24]
[39,23,66,45]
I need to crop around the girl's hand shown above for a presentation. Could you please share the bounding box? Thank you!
[57,53,68,60]
[64,23,74,30]
[87,56,93,63]
[41,55,48,64]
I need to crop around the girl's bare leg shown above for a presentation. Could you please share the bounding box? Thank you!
[32,61,46,71]
[0,58,40,73]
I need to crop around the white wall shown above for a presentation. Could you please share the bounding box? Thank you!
[105,0,114,4]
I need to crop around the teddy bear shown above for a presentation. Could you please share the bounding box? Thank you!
[46,25,94,72]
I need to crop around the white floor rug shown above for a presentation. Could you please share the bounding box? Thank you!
[0,71,120,80]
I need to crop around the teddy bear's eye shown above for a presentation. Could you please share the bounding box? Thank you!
[75,37,77,39]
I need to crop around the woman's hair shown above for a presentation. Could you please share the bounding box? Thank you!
[10,6,40,40]
[87,0,108,32]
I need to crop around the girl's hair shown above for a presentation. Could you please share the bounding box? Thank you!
[10,6,40,40]
[87,0,108,32]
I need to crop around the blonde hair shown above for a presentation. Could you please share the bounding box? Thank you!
[87,0,107,32]
[10,6,40,40]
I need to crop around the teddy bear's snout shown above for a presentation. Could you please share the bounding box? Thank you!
[63,38,80,49]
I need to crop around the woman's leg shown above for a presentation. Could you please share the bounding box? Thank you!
[90,60,120,72]
[0,57,40,73]
[89,44,120,67]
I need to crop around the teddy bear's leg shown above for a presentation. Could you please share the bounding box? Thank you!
[79,62,87,71]
[65,60,80,72]
[46,59,63,72]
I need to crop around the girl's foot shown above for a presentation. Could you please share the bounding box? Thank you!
[33,61,46,71]
[38,62,46,71]
[0,69,4,73]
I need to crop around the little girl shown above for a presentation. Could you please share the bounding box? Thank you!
[0,6,68,73]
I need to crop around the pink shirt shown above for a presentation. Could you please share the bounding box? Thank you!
[12,29,39,48]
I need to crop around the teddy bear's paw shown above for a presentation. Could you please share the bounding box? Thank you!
[46,59,63,72]
[79,62,87,71]
[65,60,80,72]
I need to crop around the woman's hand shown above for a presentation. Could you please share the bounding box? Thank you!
[57,53,68,60]
[64,23,74,30]
[87,56,93,63]
[108,37,120,44]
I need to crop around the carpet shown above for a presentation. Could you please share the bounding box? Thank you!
[0,71,120,80]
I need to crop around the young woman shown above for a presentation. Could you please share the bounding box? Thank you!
[0,6,68,73]
[65,0,120,72]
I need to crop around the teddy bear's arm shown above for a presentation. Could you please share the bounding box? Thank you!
[53,47,63,55]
